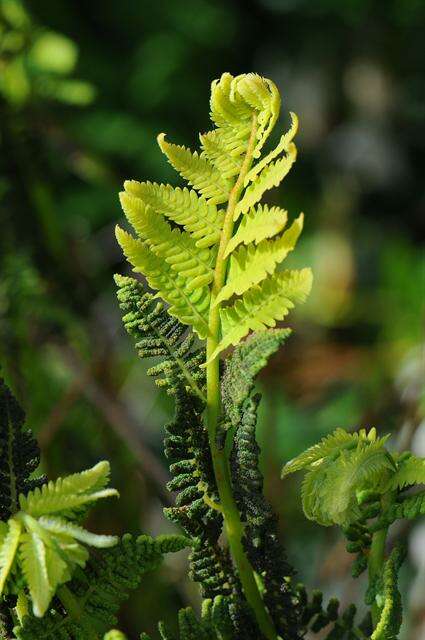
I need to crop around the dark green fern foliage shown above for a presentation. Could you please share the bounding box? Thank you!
[116,277,261,639]
[225,334,301,640]
[15,534,188,640]
[115,275,205,399]
[296,585,372,639]
[0,378,45,521]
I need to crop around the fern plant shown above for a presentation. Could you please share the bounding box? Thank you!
[1,72,423,640]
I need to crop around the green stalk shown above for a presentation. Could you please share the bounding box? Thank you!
[206,116,278,640]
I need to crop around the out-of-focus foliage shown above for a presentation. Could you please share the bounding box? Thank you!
[0,0,423,637]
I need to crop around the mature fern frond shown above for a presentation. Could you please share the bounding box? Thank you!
[14,534,189,639]
[387,454,425,490]
[223,205,288,258]
[157,134,230,204]
[230,395,301,640]
[222,329,291,429]
[0,379,45,521]
[116,227,210,339]
[213,214,304,306]
[123,180,224,248]
[0,461,118,617]
[115,275,205,400]
[209,268,312,361]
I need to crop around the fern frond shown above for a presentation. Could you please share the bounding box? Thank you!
[209,268,312,361]
[222,329,291,429]
[282,427,379,478]
[19,461,117,518]
[387,454,425,490]
[371,545,406,640]
[214,214,304,306]
[234,143,297,221]
[244,111,298,185]
[0,379,45,521]
[119,192,214,289]
[231,395,301,639]
[200,129,242,181]
[115,275,206,400]
[223,205,288,258]
[116,227,210,339]
[123,180,224,248]
[15,533,189,639]
[370,491,425,531]
[296,430,394,526]
[157,134,230,204]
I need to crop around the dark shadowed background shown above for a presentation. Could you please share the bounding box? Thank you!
[0,0,424,637]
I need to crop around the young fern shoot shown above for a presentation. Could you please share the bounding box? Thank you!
[116,72,312,640]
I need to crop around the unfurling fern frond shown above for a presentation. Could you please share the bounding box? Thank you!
[0,379,45,522]
[283,428,395,526]
[15,533,189,639]
[0,461,118,617]
[117,72,311,357]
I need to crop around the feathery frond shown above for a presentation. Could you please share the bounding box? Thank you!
[115,275,206,400]
[209,268,312,362]
[116,227,210,339]
[15,533,189,639]
[222,329,291,429]
[371,545,406,640]
[0,461,118,617]
[214,214,304,306]
[123,180,224,248]
[223,205,288,258]
[117,72,310,352]
[386,454,425,490]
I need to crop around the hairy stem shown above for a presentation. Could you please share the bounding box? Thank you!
[206,116,278,640]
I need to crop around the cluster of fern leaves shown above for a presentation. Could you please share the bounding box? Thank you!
[0,72,423,640]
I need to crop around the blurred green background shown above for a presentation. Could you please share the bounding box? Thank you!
[1,0,424,637]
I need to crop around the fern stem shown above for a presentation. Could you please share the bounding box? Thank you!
[206,116,278,640]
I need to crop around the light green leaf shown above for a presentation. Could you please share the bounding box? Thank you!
[20,530,52,617]
[214,214,304,306]
[223,205,288,258]
[0,518,21,593]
